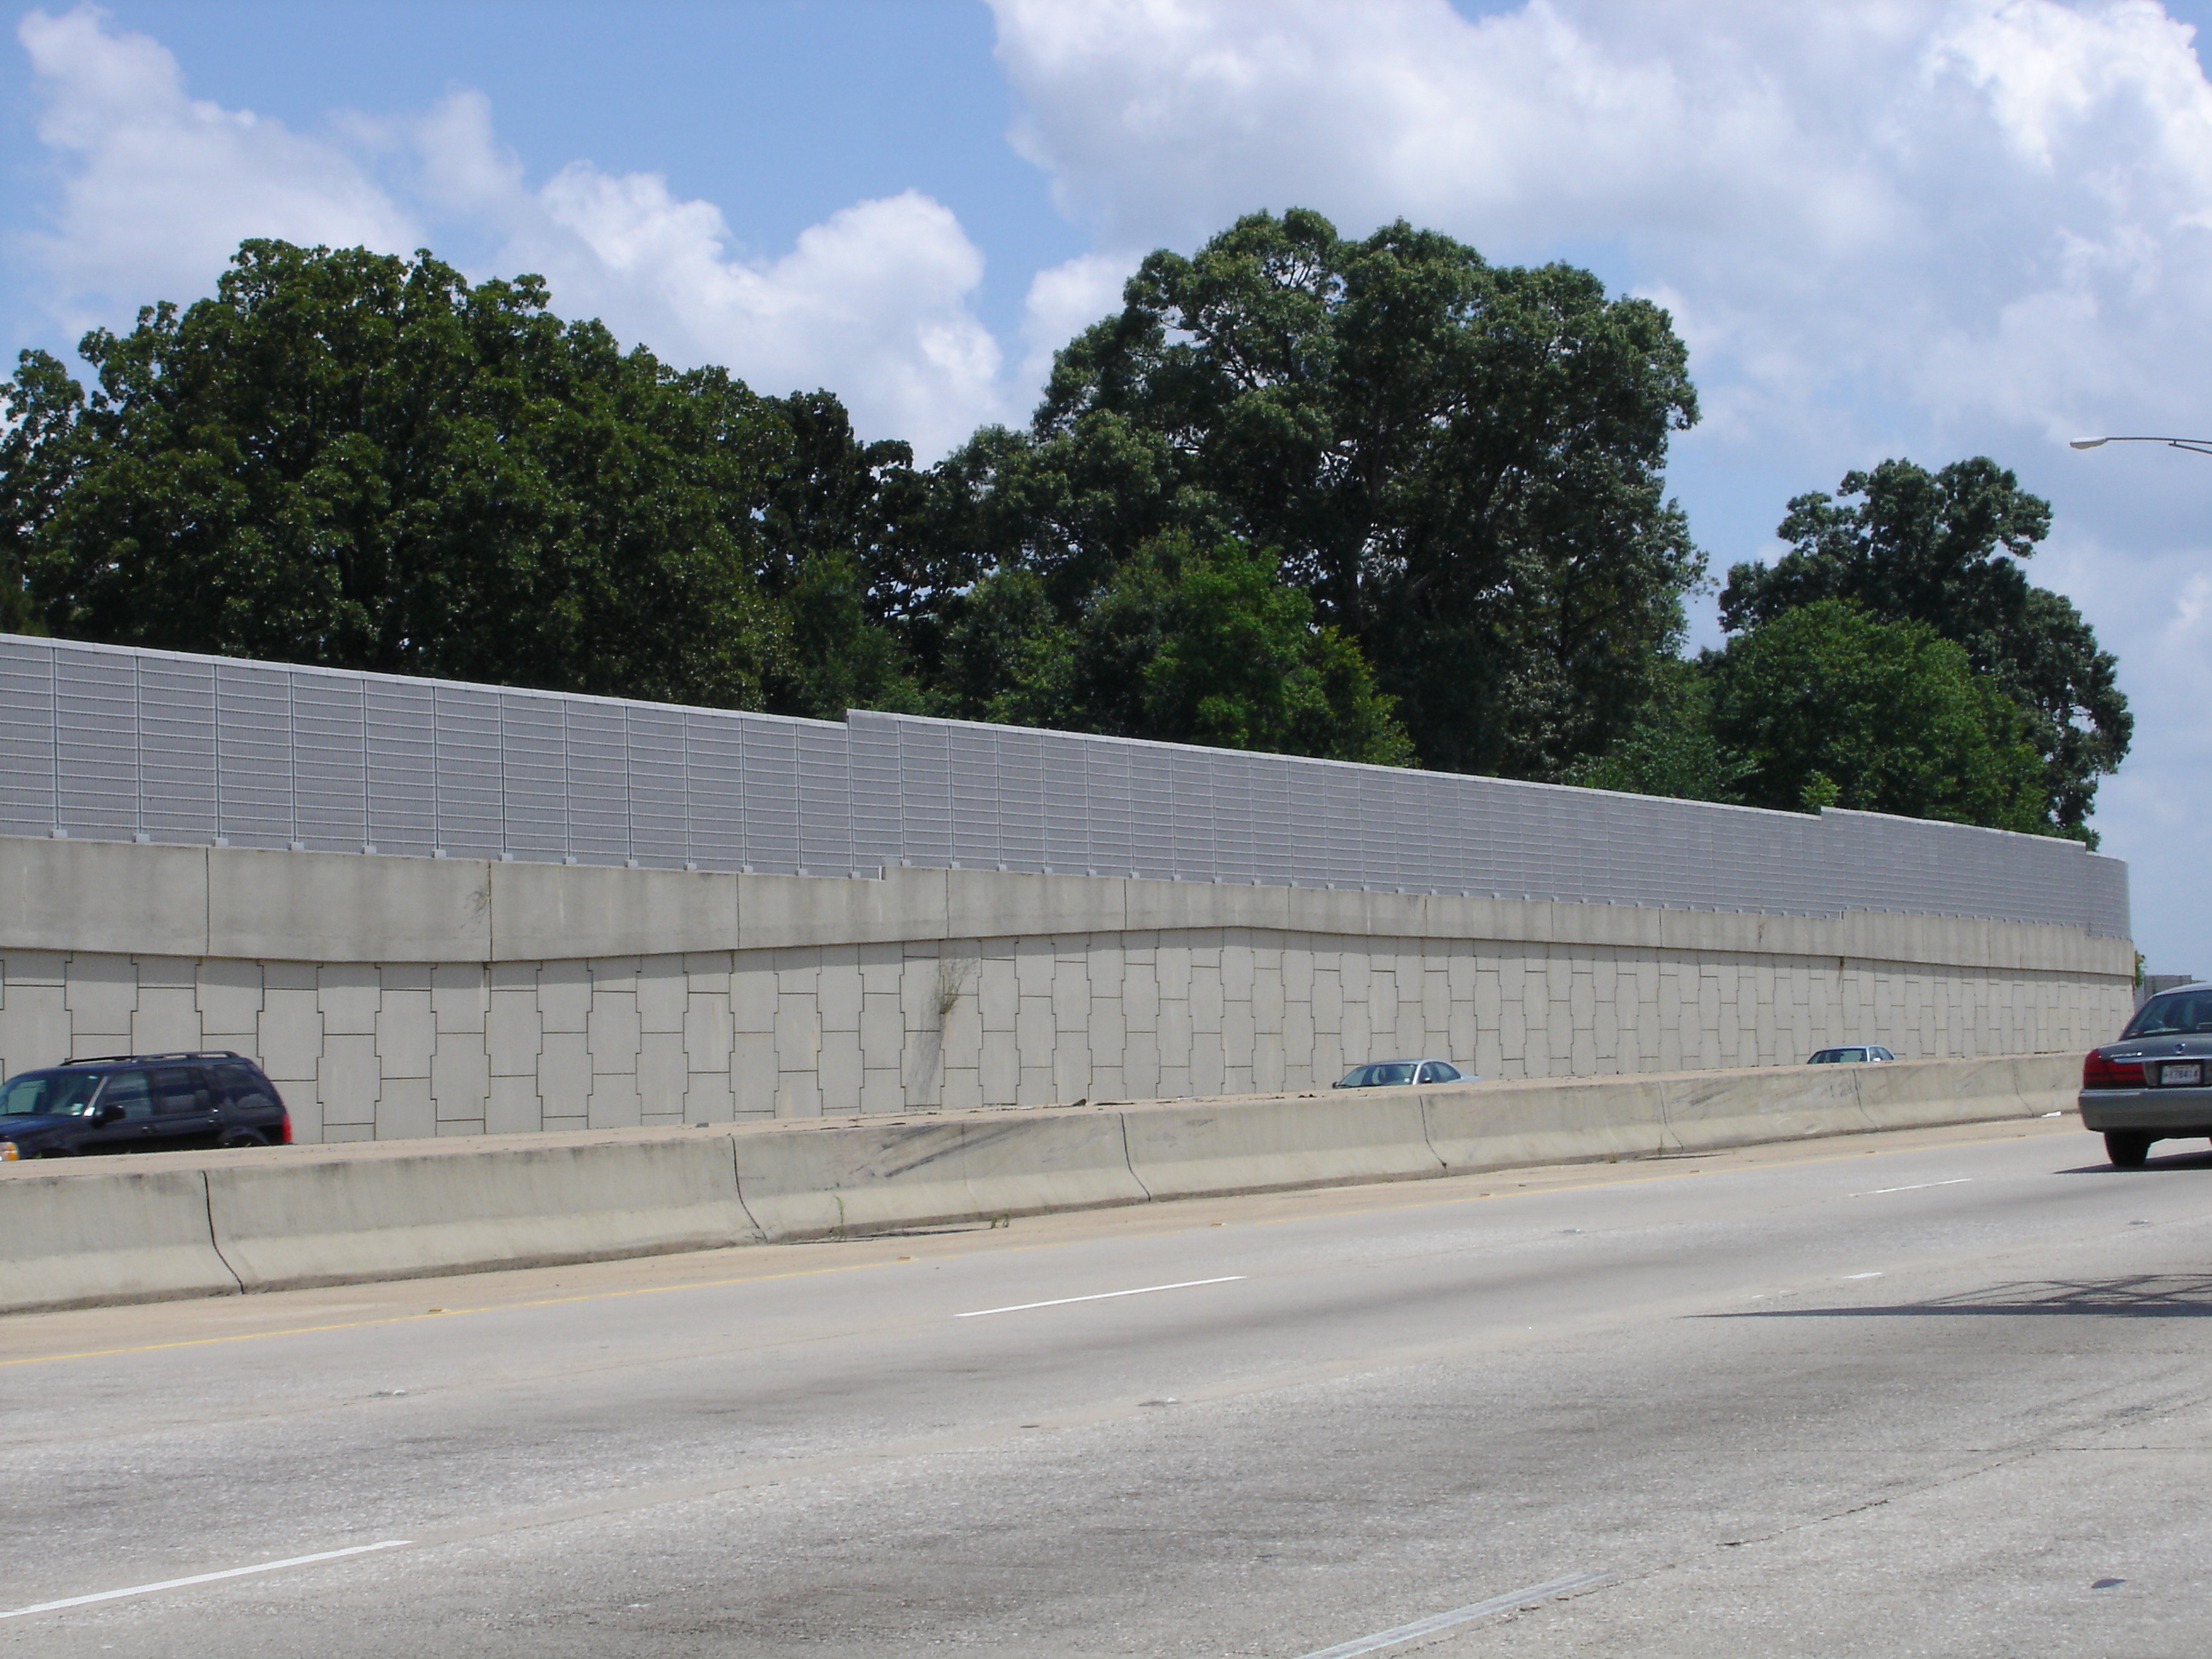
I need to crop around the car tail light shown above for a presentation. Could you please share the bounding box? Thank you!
[2084,1050,2145,1089]
[276,1109,294,1146]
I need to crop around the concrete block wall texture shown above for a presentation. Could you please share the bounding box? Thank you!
[0,837,2133,1142]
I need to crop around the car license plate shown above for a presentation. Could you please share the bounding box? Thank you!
[2163,1062,2203,1087]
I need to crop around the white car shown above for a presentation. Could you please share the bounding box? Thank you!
[1333,1058,1474,1088]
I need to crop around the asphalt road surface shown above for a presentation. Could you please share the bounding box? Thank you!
[6,1115,2212,1657]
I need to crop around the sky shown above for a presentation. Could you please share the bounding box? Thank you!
[1,0,2207,974]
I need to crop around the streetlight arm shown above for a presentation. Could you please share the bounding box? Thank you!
[2069,434,2212,456]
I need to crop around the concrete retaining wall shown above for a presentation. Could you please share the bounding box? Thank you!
[0,836,2133,1144]
[0,1052,2081,1315]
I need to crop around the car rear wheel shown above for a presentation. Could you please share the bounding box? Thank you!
[2104,1131,2152,1169]
[216,1131,268,1150]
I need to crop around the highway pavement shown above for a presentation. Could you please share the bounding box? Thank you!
[5,1115,2212,1656]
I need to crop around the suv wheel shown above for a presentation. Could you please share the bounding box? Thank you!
[216,1132,268,1150]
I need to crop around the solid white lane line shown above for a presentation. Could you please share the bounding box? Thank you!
[1853,1178,1973,1196]
[1295,1571,1611,1658]
[956,1276,1247,1318]
[0,1541,412,1620]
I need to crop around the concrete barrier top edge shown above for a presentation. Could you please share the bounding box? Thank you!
[0,1051,2081,1183]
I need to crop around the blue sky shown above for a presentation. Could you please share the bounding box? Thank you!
[3,0,2209,974]
[0,3,1080,337]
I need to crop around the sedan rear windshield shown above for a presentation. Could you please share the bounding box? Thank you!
[1341,1062,1417,1087]
[0,1070,103,1117]
[2122,992,2212,1038]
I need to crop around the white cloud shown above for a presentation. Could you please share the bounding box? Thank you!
[1016,251,1138,396]
[991,0,2212,445]
[495,141,1007,455]
[17,6,419,332]
[987,0,2212,966]
[14,9,1008,454]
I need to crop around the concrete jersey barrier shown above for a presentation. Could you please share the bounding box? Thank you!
[0,1167,242,1314]
[1662,1065,1882,1151]
[1418,1052,2077,1175]
[206,1138,760,1292]
[731,1112,1149,1240]
[1121,1091,1444,1199]
[1851,1052,2070,1128]
[1422,1074,1684,1173]
[0,1052,2084,1313]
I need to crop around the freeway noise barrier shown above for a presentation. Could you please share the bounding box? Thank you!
[0,1053,2081,1314]
[0,632,2128,934]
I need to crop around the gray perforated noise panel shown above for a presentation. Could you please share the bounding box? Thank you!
[0,636,2132,937]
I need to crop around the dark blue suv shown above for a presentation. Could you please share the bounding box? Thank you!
[0,1052,292,1161]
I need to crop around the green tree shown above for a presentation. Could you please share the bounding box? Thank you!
[1564,659,1750,803]
[928,207,1703,779]
[0,347,83,635]
[945,534,1414,765]
[753,391,933,719]
[5,239,789,707]
[1719,457,2128,840]
[1706,599,2049,833]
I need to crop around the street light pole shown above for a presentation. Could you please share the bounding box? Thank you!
[2071,434,2212,457]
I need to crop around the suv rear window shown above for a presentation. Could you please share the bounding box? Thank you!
[211,1062,277,1109]
[145,1067,207,1114]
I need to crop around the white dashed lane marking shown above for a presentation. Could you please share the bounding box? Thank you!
[1,1541,413,1620]
[1293,1570,1613,1657]
[957,1276,1247,1318]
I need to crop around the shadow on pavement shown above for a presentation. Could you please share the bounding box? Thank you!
[1714,1275,2212,1318]
[2055,1147,2212,1175]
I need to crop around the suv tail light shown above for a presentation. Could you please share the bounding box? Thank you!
[2084,1050,2145,1089]
[276,1109,294,1146]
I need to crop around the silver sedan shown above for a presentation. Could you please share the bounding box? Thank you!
[2077,982,2212,1167]
[1333,1058,1473,1088]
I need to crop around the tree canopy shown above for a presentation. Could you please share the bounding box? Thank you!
[944,533,1413,764]
[8,241,810,709]
[1720,457,2129,838]
[1704,599,2049,832]
[1564,659,1749,804]
[0,231,2130,847]
[932,207,1705,778]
